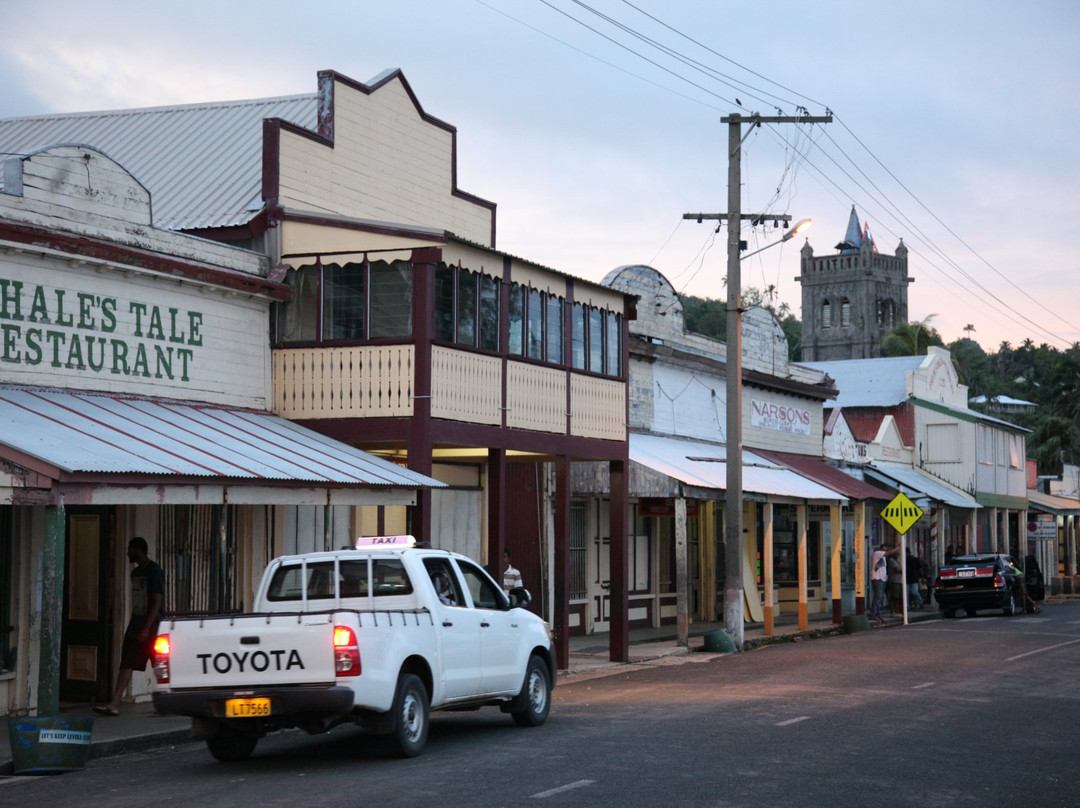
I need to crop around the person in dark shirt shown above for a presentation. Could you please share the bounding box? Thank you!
[94,536,165,716]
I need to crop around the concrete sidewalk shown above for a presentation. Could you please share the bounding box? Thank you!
[1,606,926,775]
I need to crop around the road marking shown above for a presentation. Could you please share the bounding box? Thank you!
[1005,637,1080,662]
[912,682,935,689]
[776,716,810,726]
[533,780,596,799]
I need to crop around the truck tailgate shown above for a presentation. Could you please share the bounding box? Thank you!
[164,612,338,689]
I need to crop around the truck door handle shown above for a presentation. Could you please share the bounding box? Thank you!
[442,620,453,627]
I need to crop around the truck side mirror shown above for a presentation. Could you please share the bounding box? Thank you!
[508,587,531,609]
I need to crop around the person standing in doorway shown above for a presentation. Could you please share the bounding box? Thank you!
[502,549,523,594]
[95,536,165,716]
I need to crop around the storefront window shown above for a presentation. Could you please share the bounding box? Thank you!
[456,269,477,346]
[546,294,563,364]
[479,274,500,351]
[508,284,524,356]
[527,288,543,360]
[571,302,586,370]
[277,259,412,343]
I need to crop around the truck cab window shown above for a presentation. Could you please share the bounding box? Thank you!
[458,560,502,609]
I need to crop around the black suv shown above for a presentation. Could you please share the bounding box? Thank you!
[934,554,1027,618]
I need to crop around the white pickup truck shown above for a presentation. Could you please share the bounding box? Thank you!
[150,535,555,761]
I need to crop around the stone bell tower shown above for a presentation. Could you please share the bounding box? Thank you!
[796,206,911,361]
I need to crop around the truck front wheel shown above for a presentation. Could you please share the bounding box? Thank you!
[511,655,551,727]
[386,673,429,758]
[206,724,258,762]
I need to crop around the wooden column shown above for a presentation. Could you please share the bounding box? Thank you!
[675,497,688,647]
[763,502,774,635]
[553,456,570,670]
[830,504,843,624]
[797,503,808,631]
[609,459,629,663]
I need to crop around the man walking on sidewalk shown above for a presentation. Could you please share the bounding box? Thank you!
[95,537,165,717]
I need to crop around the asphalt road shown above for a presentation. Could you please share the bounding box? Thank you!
[4,603,1079,808]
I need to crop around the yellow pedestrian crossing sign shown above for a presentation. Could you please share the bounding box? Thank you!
[881,492,923,535]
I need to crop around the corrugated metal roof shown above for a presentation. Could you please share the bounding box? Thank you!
[864,463,979,510]
[0,388,440,488]
[1027,489,1080,516]
[629,433,847,502]
[801,356,923,409]
[752,449,894,500]
[0,95,317,230]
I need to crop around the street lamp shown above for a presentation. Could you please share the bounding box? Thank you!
[740,218,812,261]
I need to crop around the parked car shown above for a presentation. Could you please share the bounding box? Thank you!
[934,553,1026,618]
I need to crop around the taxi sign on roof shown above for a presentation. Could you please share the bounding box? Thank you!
[355,535,416,548]
[881,492,923,535]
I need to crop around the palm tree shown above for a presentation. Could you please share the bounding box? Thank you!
[881,314,942,356]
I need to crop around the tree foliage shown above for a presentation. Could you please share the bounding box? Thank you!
[680,287,803,359]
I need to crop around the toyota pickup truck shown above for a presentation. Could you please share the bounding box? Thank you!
[150,535,556,761]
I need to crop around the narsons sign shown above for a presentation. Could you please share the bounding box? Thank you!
[750,398,812,436]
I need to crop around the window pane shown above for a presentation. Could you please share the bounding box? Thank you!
[279,264,320,342]
[508,284,524,355]
[479,274,499,351]
[435,263,454,341]
[572,302,586,369]
[369,260,413,338]
[323,263,365,340]
[527,288,543,360]
[588,307,603,371]
[546,295,563,364]
[372,558,413,596]
[605,310,620,375]
[456,269,477,346]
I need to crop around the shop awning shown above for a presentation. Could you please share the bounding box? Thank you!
[0,388,443,505]
[629,433,847,503]
[863,463,980,510]
[752,449,894,501]
[1027,489,1080,516]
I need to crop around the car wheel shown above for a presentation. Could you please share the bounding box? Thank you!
[965,608,977,617]
[1003,590,1017,616]
[386,673,429,758]
[511,655,552,727]
[943,608,956,619]
[206,724,258,762]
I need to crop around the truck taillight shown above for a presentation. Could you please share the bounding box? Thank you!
[333,625,360,677]
[152,634,171,684]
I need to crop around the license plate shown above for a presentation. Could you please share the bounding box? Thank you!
[225,697,271,718]
[957,569,975,578]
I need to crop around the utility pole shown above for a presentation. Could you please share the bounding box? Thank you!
[684,111,831,649]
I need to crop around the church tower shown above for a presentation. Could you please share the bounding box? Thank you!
[796,206,911,361]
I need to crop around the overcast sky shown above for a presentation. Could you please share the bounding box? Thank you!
[2,0,1077,352]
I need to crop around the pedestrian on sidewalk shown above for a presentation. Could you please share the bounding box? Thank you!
[906,548,925,610]
[95,536,165,717]
[502,549,523,594]
[870,542,901,621]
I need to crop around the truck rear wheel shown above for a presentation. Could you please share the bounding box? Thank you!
[511,655,551,727]
[206,724,258,762]
[386,673,429,758]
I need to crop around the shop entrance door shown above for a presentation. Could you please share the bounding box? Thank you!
[60,508,112,703]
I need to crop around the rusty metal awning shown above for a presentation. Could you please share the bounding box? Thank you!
[0,388,442,502]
